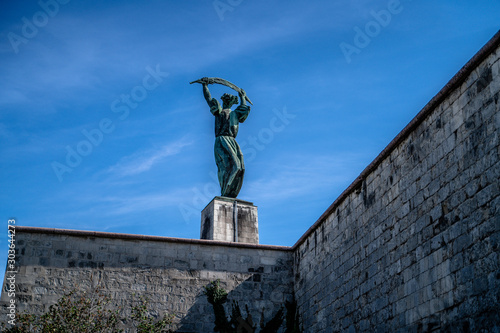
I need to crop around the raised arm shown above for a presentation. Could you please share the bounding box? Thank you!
[234,89,250,123]
[202,83,212,106]
[238,89,247,106]
[200,79,221,115]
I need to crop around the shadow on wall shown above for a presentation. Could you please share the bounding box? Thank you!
[2,233,294,332]
[179,275,294,332]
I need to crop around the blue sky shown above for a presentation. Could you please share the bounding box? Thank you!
[0,0,499,279]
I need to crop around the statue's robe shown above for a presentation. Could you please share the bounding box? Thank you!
[210,98,250,198]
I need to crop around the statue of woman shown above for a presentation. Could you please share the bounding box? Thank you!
[200,78,251,198]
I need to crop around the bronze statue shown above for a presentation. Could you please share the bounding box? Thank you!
[190,77,252,198]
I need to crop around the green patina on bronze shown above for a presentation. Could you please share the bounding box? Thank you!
[191,77,251,198]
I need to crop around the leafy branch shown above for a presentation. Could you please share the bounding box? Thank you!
[1,287,173,333]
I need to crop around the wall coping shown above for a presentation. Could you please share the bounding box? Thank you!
[291,29,500,250]
[15,226,291,252]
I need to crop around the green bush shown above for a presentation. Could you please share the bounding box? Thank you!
[1,287,173,333]
[131,297,174,333]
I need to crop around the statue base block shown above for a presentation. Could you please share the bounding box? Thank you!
[201,196,258,244]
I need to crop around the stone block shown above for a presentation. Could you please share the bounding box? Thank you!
[200,196,258,244]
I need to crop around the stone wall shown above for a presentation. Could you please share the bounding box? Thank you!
[2,32,500,333]
[1,228,293,332]
[292,33,500,331]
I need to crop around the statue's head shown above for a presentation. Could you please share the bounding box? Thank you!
[221,93,238,109]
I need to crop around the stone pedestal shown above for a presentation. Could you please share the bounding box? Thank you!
[201,196,258,244]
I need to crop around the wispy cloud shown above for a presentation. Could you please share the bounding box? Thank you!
[98,191,190,216]
[107,138,193,177]
[35,187,194,231]
[0,1,361,116]
[244,152,367,202]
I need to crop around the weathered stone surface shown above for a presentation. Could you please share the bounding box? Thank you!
[293,33,500,332]
[201,196,259,244]
[0,231,291,332]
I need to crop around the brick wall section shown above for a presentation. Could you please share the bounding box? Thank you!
[0,228,293,332]
[292,33,500,331]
